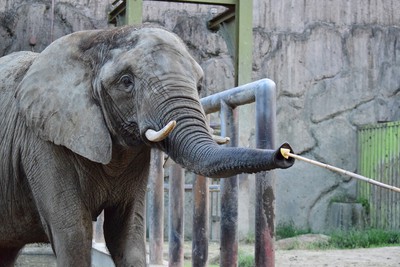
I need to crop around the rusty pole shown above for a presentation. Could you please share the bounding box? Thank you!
[148,149,165,264]
[255,80,277,267]
[192,174,209,267]
[169,164,185,267]
[219,100,239,267]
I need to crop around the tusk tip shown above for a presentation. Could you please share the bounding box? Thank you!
[168,120,177,128]
[213,135,230,145]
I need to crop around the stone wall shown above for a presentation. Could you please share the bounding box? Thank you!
[1,0,399,236]
[258,0,400,232]
[0,0,113,55]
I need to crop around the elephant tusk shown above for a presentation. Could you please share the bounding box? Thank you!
[212,135,230,145]
[145,121,177,142]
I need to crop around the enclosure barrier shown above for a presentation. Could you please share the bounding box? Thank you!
[93,78,278,267]
[357,121,400,230]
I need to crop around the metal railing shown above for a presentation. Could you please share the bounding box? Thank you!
[93,78,278,267]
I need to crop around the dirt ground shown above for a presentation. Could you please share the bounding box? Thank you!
[275,247,400,267]
[209,234,400,267]
[15,240,400,266]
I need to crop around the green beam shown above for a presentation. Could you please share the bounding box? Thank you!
[235,0,252,85]
[147,0,237,5]
[126,0,143,25]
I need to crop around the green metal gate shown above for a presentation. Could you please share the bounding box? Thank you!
[358,121,400,230]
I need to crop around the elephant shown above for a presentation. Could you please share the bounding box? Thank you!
[0,25,294,266]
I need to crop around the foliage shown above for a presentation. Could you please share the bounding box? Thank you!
[275,222,400,250]
[326,228,400,249]
[276,221,310,240]
[356,197,370,215]
[330,194,355,203]
[238,250,254,267]
[243,233,255,244]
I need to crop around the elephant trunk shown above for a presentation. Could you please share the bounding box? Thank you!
[158,107,294,178]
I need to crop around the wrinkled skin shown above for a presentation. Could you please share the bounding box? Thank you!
[0,26,294,266]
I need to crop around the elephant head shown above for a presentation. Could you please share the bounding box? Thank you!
[15,26,294,177]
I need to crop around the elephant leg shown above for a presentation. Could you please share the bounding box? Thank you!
[38,190,93,266]
[48,218,93,266]
[24,151,94,266]
[104,199,147,267]
[0,247,22,267]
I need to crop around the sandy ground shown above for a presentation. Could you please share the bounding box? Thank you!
[275,247,400,267]
[15,242,400,266]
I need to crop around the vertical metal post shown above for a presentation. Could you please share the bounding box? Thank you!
[126,0,143,25]
[148,149,165,264]
[235,0,253,86]
[50,0,55,42]
[219,100,239,267]
[255,81,277,267]
[192,174,209,267]
[169,164,185,267]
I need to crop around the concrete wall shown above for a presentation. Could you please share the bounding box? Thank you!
[0,0,113,55]
[1,0,399,236]
[260,0,400,232]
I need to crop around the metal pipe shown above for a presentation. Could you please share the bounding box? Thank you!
[219,100,239,266]
[255,81,277,267]
[200,79,274,114]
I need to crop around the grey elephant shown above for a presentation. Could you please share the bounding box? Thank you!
[0,25,294,266]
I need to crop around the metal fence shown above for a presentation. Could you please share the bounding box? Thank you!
[357,121,400,230]
[94,78,278,267]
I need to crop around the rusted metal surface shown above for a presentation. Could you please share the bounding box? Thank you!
[169,164,185,267]
[148,149,165,264]
[219,100,239,266]
[192,175,209,267]
[254,81,277,266]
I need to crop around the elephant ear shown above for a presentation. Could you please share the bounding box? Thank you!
[15,30,112,164]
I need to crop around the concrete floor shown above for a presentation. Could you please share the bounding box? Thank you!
[15,245,56,267]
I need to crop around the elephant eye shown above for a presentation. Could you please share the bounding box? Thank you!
[118,75,134,89]
[197,81,203,95]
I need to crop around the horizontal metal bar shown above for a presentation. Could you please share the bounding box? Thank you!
[200,79,276,114]
[163,184,221,192]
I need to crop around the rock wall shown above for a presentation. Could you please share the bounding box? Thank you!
[1,0,399,235]
[0,0,113,55]
[258,0,400,232]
